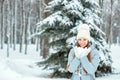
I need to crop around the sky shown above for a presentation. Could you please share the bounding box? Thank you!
[0,44,120,80]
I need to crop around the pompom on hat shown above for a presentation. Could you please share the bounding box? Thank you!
[77,24,90,41]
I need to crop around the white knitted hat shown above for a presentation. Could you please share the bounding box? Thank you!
[77,24,90,41]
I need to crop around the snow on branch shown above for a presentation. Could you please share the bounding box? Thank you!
[67,10,82,18]
[37,11,73,28]
[27,30,45,40]
[63,0,83,11]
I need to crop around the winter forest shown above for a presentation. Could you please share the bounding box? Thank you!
[0,0,120,80]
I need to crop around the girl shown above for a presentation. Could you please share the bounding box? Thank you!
[66,24,100,80]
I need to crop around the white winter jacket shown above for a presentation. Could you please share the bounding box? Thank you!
[67,47,100,80]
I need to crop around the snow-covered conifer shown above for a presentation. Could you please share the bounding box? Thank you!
[37,0,112,77]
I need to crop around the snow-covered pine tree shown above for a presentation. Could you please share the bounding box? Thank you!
[37,0,112,78]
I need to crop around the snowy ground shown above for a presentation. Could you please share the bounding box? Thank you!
[0,44,120,80]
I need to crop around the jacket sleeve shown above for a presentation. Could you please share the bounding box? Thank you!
[67,48,80,73]
[80,49,100,74]
[67,48,74,65]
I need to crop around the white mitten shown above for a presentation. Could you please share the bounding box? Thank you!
[74,46,91,58]
[79,47,91,58]
[74,46,83,57]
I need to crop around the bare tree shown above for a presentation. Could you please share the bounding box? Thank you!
[6,0,11,57]
[19,0,24,53]
[35,0,41,52]
[0,0,50,57]
[13,0,18,50]
[101,0,113,47]
[10,0,14,48]
[0,0,5,49]
[110,0,113,45]
[24,0,32,54]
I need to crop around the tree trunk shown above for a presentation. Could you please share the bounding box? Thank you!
[105,0,113,47]
[110,0,113,45]
[13,0,17,50]
[10,0,13,48]
[40,0,49,59]
[19,0,24,53]
[7,0,11,57]
[25,0,32,54]
[0,0,4,49]
[35,0,41,52]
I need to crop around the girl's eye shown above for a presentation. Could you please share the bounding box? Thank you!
[78,39,82,41]
[83,39,87,41]
[78,38,87,41]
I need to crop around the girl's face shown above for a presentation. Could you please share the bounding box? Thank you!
[77,37,89,48]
